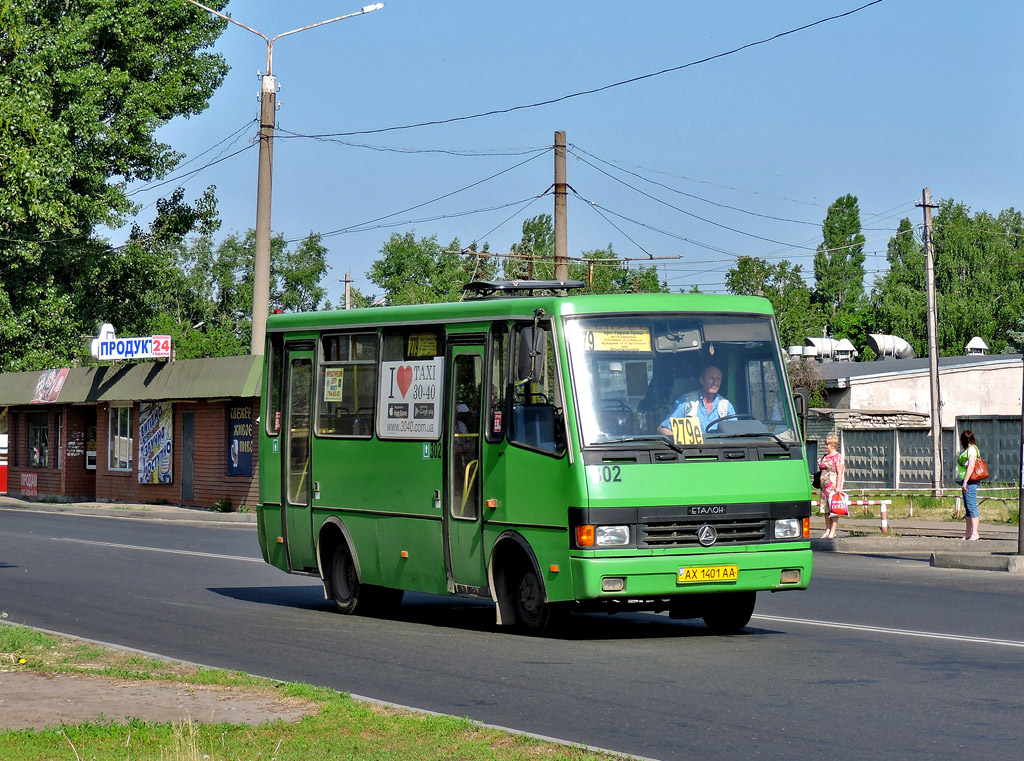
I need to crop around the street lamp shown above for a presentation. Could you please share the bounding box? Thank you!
[185,1,385,355]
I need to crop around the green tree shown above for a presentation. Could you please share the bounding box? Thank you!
[0,0,228,370]
[870,218,927,355]
[575,246,666,294]
[932,201,1024,355]
[812,195,867,342]
[506,215,555,280]
[148,229,331,359]
[366,232,496,305]
[725,256,821,347]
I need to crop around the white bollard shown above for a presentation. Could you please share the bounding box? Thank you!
[880,500,888,533]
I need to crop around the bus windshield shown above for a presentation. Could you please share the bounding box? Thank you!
[564,314,799,449]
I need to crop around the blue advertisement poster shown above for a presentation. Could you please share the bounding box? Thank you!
[228,402,254,477]
[138,401,173,484]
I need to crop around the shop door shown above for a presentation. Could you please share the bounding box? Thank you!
[284,345,316,571]
[181,411,194,501]
[444,342,488,593]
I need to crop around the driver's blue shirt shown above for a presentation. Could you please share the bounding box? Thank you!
[660,392,736,432]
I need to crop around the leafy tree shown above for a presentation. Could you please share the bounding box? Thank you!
[812,195,867,342]
[366,232,497,305]
[870,218,927,355]
[931,201,1024,355]
[506,215,555,280]
[725,256,821,347]
[148,230,331,359]
[506,216,665,293]
[0,0,228,371]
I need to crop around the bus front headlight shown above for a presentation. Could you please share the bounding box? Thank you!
[774,518,801,539]
[596,525,630,546]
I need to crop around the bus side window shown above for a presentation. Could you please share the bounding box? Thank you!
[509,323,565,456]
[486,324,508,442]
[265,334,283,436]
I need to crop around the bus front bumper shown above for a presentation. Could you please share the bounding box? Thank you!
[569,544,812,600]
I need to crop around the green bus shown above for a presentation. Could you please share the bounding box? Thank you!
[257,281,812,634]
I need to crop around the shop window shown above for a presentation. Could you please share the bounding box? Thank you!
[28,412,48,468]
[109,405,133,471]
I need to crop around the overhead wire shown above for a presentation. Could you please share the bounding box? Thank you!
[295,0,887,138]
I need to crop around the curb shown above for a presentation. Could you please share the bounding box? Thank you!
[930,552,1024,573]
[0,497,256,524]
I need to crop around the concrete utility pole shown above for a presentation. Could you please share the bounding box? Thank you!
[342,273,353,310]
[185,1,385,354]
[917,188,943,497]
[554,130,568,282]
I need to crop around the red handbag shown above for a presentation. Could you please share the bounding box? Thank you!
[969,457,989,482]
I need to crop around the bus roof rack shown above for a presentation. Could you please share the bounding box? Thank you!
[462,280,587,298]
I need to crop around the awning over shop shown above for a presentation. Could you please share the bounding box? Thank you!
[0,356,263,406]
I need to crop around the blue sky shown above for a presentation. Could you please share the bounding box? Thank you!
[121,0,1024,305]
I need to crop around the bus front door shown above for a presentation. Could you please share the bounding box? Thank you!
[444,343,487,594]
[283,345,316,572]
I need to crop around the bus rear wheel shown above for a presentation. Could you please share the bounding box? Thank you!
[329,544,360,614]
[702,591,756,634]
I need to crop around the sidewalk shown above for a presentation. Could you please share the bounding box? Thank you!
[811,515,1024,573]
[2,494,1021,572]
[0,494,256,524]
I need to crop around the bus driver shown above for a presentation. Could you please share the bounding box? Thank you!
[657,364,736,436]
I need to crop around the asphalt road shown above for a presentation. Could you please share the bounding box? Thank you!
[2,508,1023,761]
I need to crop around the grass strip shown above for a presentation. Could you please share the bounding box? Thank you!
[0,622,617,761]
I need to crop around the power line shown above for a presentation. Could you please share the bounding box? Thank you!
[296,0,887,137]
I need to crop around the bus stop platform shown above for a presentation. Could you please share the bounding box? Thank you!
[810,516,1024,572]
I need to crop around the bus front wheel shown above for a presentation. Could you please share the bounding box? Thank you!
[329,544,361,614]
[510,564,559,634]
[702,591,756,634]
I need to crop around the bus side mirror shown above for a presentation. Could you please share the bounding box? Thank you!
[517,328,547,382]
[793,387,809,439]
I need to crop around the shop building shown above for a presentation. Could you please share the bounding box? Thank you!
[0,356,261,510]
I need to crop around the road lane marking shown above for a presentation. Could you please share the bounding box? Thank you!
[53,538,263,563]
[754,614,1024,649]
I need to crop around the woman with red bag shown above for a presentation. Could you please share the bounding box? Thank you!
[818,432,845,538]
[958,429,981,540]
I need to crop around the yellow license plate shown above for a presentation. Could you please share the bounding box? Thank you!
[677,565,739,583]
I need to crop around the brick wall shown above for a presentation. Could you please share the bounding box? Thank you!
[5,406,97,501]
[94,399,258,510]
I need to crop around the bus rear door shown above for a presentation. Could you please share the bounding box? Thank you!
[444,341,488,594]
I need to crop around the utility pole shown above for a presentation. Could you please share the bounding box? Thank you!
[252,73,276,354]
[554,130,568,282]
[184,0,385,354]
[917,188,942,497]
[342,273,353,310]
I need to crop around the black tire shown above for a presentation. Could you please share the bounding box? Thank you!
[329,544,360,614]
[702,591,756,634]
[510,563,558,635]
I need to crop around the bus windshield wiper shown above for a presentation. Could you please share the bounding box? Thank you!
[594,434,684,454]
[704,430,791,451]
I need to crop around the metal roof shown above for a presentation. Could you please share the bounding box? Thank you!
[0,355,262,406]
[812,354,1022,385]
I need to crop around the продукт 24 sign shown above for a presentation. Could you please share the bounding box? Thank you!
[89,323,172,361]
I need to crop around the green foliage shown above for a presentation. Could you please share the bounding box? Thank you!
[873,203,1024,357]
[0,0,228,372]
[870,218,927,355]
[149,230,331,359]
[725,256,821,347]
[812,194,867,342]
